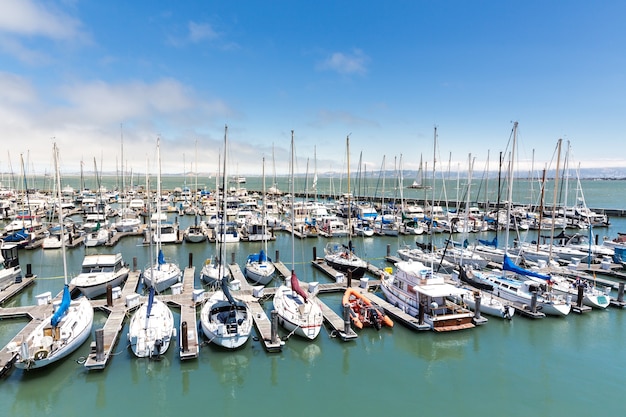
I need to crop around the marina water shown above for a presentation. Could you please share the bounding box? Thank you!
[1,178,626,416]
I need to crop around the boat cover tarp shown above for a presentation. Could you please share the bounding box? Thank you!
[221,276,237,306]
[502,254,551,280]
[246,249,270,263]
[51,285,71,327]
[290,272,309,302]
[3,229,29,242]
[478,236,498,248]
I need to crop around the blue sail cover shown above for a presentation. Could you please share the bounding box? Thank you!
[221,276,237,306]
[147,286,155,316]
[247,249,270,264]
[157,249,165,265]
[51,285,71,327]
[3,229,29,243]
[502,254,551,280]
[479,236,498,248]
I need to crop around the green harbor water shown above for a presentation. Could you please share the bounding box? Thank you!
[1,179,626,416]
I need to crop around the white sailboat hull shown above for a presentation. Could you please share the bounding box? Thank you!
[273,285,323,340]
[200,291,252,349]
[13,297,94,369]
[127,298,174,358]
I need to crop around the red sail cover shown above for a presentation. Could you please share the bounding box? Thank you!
[290,272,309,302]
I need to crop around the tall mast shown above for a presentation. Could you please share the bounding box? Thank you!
[53,143,68,285]
[504,122,518,252]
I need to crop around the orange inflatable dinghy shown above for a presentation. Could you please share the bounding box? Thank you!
[342,287,394,330]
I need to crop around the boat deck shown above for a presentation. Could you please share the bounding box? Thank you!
[0,303,52,377]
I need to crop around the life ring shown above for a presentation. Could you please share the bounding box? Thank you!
[34,348,49,361]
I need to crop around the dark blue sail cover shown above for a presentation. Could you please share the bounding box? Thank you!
[502,254,551,280]
[479,236,498,248]
[246,249,270,264]
[51,285,71,327]
[147,286,155,317]
[221,276,238,306]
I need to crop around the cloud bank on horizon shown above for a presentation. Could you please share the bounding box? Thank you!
[0,1,625,177]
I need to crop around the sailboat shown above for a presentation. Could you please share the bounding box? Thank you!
[12,143,94,370]
[467,124,571,317]
[200,152,230,287]
[127,285,175,358]
[273,130,323,340]
[324,135,368,279]
[407,153,431,190]
[200,125,253,349]
[142,139,183,293]
[244,157,276,286]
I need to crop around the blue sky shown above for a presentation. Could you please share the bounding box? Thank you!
[1,0,625,177]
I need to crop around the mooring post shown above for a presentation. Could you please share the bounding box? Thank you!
[343,303,352,334]
[387,244,391,258]
[181,321,188,352]
[577,284,584,308]
[95,328,104,362]
[133,257,137,272]
[275,250,280,263]
[618,282,625,303]
[474,292,482,320]
[531,292,538,313]
[270,310,278,344]
[418,301,425,325]
[188,252,193,269]
[106,284,113,307]
[313,246,317,260]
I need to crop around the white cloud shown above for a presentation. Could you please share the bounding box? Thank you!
[0,0,83,39]
[317,49,369,75]
[188,21,218,43]
[0,75,235,174]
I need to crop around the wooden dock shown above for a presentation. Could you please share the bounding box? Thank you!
[360,291,431,331]
[84,270,142,370]
[0,303,52,377]
[0,274,37,305]
[228,263,283,352]
[318,300,358,341]
[311,257,346,282]
[105,225,146,246]
[273,261,291,279]
[165,267,200,360]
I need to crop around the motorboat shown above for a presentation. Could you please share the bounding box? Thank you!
[0,243,23,291]
[380,259,475,331]
[70,253,129,299]
[342,287,393,330]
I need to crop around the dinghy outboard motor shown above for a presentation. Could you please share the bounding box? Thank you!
[153,338,163,359]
